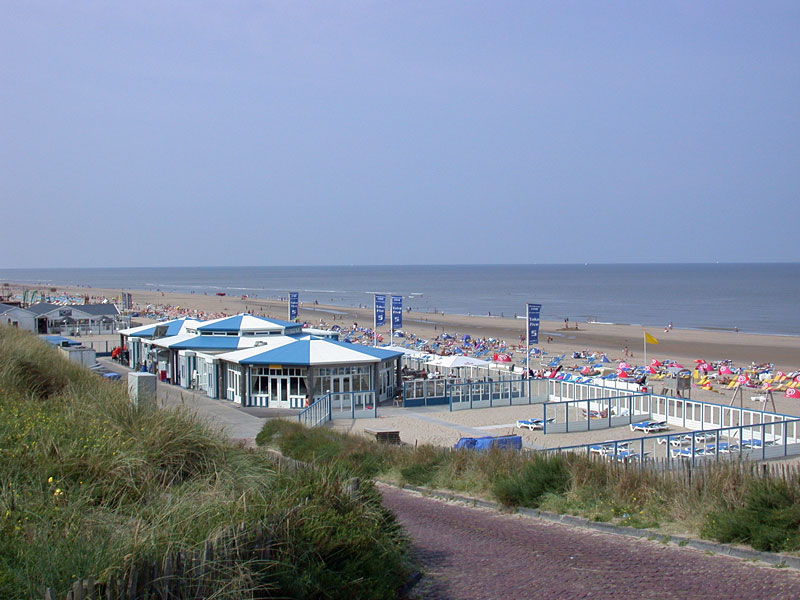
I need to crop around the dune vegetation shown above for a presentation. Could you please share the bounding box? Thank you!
[258,418,800,555]
[0,327,411,599]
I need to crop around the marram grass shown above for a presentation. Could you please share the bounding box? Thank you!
[0,327,411,599]
[259,417,800,555]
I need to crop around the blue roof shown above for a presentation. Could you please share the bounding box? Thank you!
[170,337,243,350]
[238,339,403,365]
[165,319,188,336]
[240,342,311,365]
[127,324,159,338]
[197,314,299,333]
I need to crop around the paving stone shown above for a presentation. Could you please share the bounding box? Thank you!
[382,486,800,600]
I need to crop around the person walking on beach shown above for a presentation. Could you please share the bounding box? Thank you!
[623,346,629,358]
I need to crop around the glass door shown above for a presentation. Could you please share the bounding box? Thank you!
[270,377,291,408]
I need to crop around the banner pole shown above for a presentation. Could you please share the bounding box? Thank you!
[373,294,377,347]
[526,303,530,378]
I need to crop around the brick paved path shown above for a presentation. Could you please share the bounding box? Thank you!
[381,486,800,600]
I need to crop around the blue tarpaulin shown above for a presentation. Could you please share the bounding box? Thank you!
[453,435,522,451]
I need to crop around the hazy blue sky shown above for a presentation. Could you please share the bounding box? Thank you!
[2,2,798,267]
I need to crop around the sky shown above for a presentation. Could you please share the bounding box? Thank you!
[1,1,799,268]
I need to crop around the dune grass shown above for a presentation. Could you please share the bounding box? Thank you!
[0,327,411,599]
[258,418,800,555]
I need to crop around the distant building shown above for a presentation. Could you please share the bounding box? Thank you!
[14,302,128,335]
[0,303,35,330]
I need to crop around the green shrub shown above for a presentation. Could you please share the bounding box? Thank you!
[702,478,800,552]
[492,454,569,507]
[256,419,387,478]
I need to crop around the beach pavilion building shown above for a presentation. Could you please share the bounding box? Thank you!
[118,313,402,408]
[213,338,402,408]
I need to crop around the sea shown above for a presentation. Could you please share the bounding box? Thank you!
[1,263,798,336]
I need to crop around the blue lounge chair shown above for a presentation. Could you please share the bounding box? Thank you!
[515,418,555,431]
[670,447,711,458]
[703,442,739,454]
[614,449,649,462]
[630,420,669,433]
[589,442,629,455]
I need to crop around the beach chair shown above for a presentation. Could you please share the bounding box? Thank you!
[703,442,739,454]
[670,447,710,459]
[741,438,775,450]
[515,418,554,431]
[589,442,630,456]
[542,354,565,368]
[630,420,669,433]
[614,449,649,462]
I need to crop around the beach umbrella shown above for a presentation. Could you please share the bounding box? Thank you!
[461,334,470,341]
[719,366,734,375]
[651,359,661,366]
[694,359,705,363]
[618,362,630,369]
[785,388,800,399]
[646,365,658,375]
[699,363,712,372]
[580,366,594,375]
[600,355,610,363]
[737,374,749,385]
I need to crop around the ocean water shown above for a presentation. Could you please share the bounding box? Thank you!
[1,264,798,336]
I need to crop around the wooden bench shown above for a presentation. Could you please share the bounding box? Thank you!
[364,428,402,444]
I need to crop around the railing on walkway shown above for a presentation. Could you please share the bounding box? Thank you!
[541,418,800,467]
[297,393,333,427]
[298,390,378,427]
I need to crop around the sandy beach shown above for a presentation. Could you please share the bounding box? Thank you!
[8,281,794,371]
[5,281,800,448]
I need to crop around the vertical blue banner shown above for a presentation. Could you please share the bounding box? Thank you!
[374,294,386,326]
[527,303,542,344]
[391,295,403,329]
[289,292,299,320]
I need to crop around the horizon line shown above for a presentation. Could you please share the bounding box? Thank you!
[1,261,800,270]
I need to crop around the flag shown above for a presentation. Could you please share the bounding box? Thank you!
[644,332,659,345]
[527,303,541,345]
[374,294,386,327]
[289,292,299,320]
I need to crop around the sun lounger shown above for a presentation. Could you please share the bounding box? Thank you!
[515,418,555,431]
[741,438,777,449]
[671,447,710,458]
[613,449,649,462]
[630,420,669,433]
[589,441,631,455]
[704,442,739,454]
[657,433,716,447]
